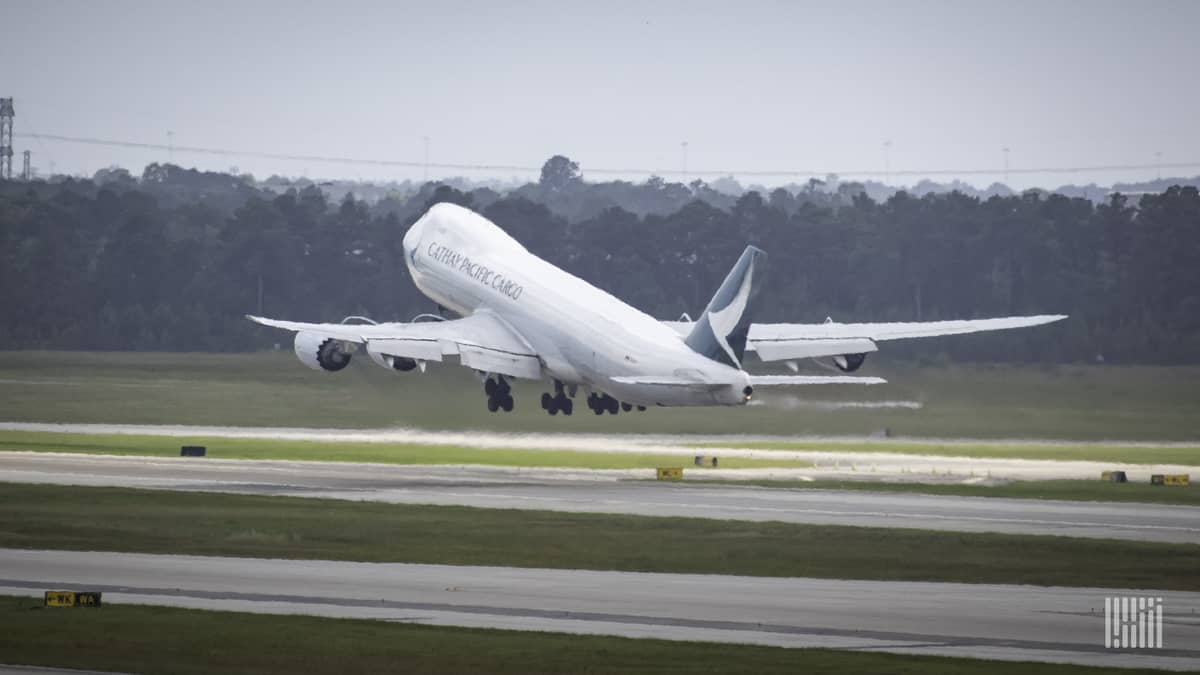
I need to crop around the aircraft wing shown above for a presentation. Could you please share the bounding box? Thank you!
[247,310,543,379]
[663,314,1067,362]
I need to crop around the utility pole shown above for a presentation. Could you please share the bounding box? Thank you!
[167,131,174,163]
[1155,151,1162,181]
[883,140,892,185]
[422,136,430,182]
[1002,146,1010,186]
[0,98,13,180]
[22,150,30,180]
[681,141,688,183]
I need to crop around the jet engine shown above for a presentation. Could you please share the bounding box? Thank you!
[365,342,419,372]
[294,331,353,372]
[823,352,868,373]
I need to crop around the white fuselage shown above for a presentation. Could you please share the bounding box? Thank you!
[401,204,749,406]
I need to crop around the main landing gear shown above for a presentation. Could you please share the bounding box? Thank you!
[586,392,646,415]
[484,376,514,413]
[541,380,574,416]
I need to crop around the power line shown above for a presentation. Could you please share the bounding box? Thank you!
[16,131,1200,180]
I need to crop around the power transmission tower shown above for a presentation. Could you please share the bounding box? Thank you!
[0,98,13,180]
[883,140,892,185]
[422,136,430,181]
[22,150,30,180]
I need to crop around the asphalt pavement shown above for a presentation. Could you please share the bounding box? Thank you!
[2,549,1197,670]
[2,452,1198,543]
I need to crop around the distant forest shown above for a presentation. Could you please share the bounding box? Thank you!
[1,156,1198,364]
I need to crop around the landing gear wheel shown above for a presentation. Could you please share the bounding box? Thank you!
[621,402,632,412]
[487,397,499,413]
[500,395,514,412]
[485,379,497,397]
[637,405,646,411]
[545,390,572,417]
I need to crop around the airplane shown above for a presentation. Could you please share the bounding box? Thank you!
[248,202,1066,416]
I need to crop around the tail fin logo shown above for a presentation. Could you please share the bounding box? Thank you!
[684,246,766,369]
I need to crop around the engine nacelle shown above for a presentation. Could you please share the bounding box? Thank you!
[829,353,868,373]
[294,331,353,372]
[365,342,419,372]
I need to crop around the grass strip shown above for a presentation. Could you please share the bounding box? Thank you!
[692,440,1200,466]
[0,595,1143,675]
[3,351,1200,441]
[1,483,1196,591]
[690,478,1200,506]
[0,430,808,470]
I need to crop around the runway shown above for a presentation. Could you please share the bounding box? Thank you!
[2,548,1197,670]
[4,422,1199,483]
[3,452,1200,543]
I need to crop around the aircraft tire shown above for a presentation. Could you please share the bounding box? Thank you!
[501,395,514,412]
[541,392,552,411]
[621,402,632,412]
[562,399,573,415]
[487,397,499,413]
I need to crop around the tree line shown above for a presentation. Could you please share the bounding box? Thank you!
[1,158,1197,363]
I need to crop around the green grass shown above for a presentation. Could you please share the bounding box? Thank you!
[0,430,806,469]
[2,483,1197,590]
[0,596,1147,675]
[1,351,1199,440]
[692,478,1200,506]
[692,439,1200,466]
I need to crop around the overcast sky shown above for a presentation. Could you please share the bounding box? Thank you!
[5,0,1199,188]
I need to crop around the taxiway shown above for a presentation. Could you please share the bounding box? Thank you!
[2,452,1198,543]
[2,548,1197,670]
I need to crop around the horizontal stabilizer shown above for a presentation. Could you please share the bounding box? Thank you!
[749,375,886,386]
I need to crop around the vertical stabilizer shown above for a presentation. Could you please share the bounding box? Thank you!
[684,246,766,368]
